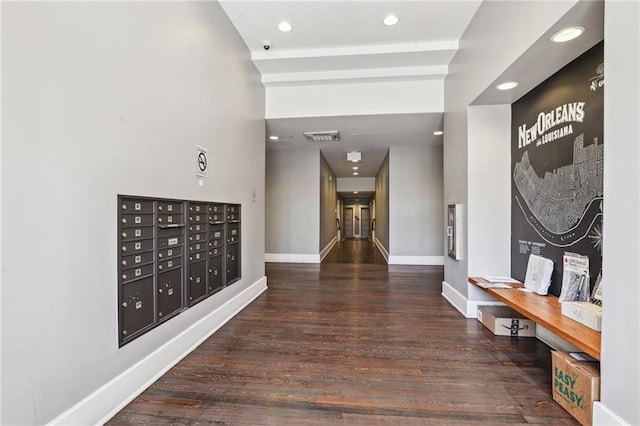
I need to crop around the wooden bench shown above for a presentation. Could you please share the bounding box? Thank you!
[469,277,601,360]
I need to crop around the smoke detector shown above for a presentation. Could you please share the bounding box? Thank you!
[303,130,340,142]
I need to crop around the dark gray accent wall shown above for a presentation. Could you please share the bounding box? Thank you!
[375,151,390,253]
[319,153,338,251]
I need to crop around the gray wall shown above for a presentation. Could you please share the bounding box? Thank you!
[319,153,338,251]
[600,1,640,423]
[443,0,577,296]
[265,148,319,254]
[1,2,265,424]
[374,152,390,252]
[389,145,444,257]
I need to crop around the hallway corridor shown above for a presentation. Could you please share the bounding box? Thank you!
[108,263,574,425]
[322,239,387,265]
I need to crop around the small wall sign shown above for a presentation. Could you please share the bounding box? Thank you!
[196,145,208,177]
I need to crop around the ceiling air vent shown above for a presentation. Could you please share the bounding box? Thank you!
[303,130,341,142]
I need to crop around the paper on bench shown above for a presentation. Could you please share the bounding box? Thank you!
[482,275,520,284]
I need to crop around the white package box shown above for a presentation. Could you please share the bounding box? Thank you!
[561,302,602,332]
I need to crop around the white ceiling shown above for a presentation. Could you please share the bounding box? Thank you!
[219,1,482,86]
[219,0,478,193]
[266,112,443,177]
[220,1,604,200]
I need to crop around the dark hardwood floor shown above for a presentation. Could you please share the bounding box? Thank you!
[322,239,386,264]
[108,262,576,425]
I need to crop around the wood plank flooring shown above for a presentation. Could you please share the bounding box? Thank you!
[322,239,386,264]
[108,263,576,425]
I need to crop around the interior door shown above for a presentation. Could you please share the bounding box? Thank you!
[353,207,361,237]
[337,200,341,241]
[344,207,353,238]
[360,207,370,239]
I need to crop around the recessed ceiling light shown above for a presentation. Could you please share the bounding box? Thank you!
[353,172,359,176]
[347,151,362,162]
[353,191,359,194]
[269,135,279,140]
[551,26,585,43]
[278,21,293,32]
[383,14,399,26]
[352,166,359,170]
[496,81,519,91]
[433,130,444,136]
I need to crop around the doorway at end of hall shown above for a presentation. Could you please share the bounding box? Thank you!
[343,204,370,240]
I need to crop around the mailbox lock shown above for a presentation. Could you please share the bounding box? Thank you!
[122,302,128,308]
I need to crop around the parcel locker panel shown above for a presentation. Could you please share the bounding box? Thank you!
[208,255,224,293]
[157,268,183,320]
[226,243,240,284]
[188,260,207,304]
[227,223,240,244]
[120,276,155,343]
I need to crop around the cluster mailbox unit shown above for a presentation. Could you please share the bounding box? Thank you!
[118,196,241,346]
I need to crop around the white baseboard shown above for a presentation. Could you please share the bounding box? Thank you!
[320,237,338,262]
[374,238,389,263]
[48,277,268,426]
[593,402,630,425]
[441,280,504,318]
[388,255,444,265]
[265,253,320,263]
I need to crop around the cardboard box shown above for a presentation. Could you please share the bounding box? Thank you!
[552,351,600,426]
[477,306,536,337]
[561,302,602,332]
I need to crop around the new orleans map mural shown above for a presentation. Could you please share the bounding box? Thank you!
[511,42,603,296]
